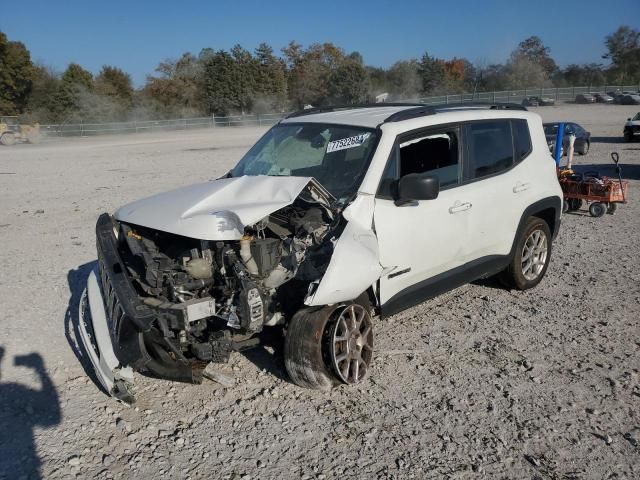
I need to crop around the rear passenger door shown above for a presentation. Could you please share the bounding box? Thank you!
[460,119,532,260]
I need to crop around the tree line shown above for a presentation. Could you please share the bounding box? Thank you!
[1,26,639,124]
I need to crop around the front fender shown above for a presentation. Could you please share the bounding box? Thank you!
[304,195,382,306]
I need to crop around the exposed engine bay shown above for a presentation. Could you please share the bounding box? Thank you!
[98,179,342,390]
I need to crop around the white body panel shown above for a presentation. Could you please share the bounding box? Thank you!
[114,175,313,241]
[305,195,383,306]
[79,270,134,398]
[373,188,468,303]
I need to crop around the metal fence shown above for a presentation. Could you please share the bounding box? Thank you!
[416,84,640,105]
[41,112,284,137]
[40,84,640,137]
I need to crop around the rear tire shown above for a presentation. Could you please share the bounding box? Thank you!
[567,198,583,212]
[578,141,589,155]
[589,202,606,218]
[607,203,618,215]
[0,133,16,146]
[498,217,552,290]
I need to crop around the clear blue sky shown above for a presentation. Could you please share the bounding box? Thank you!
[1,0,638,86]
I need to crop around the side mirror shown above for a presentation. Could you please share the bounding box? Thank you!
[395,173,439,204]
[628,118,631,121]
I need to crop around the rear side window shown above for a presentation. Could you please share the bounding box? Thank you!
[512,119,532,162]
[465,120,514,180]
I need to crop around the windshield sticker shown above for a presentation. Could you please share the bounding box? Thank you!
[326,133,371,153]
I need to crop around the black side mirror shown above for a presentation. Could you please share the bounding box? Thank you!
[628,118,631,121]
[395,173,439,205]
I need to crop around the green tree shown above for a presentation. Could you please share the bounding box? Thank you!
[282,42,346,108]
[603,26,640,83]
[254,43,287,112]
[96,66,133,102]
[199,49,240,115]
[23,64,60,123]
[143,53,201,117]
[510,36,557,76]
[0,31,33,115]
[386,60,421,99]
[418,52,445,94]
[328,57,368,104]
[52,63,94,120]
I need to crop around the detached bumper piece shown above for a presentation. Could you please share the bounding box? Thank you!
[79,214,206,402]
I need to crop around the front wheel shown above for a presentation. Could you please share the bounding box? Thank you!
[498,217,552,290]
[284,300,374,390]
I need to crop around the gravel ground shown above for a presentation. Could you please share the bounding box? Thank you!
[0,104,639,479]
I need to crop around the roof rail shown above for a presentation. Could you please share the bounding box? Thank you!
[285,102,426,119]
[382,102,528,123]
[431,102,528,111]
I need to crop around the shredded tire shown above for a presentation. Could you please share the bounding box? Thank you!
[284,306,337,390]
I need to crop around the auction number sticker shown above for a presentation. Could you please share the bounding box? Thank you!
[326,133,371,153]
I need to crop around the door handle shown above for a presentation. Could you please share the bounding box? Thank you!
[513,182,530,193]
[448,202,472,214]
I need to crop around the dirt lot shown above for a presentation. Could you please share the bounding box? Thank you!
[0,104,639,479]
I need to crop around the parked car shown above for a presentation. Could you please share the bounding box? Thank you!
[575,94,596,104]
[80,102,563,402]
[624,112,640,141]
[620,94,640,105]
[522,96,555,106]
[544,122,591,155]
[592,92,614,103]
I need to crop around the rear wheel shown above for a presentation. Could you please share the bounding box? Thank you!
[567,198,583,212]
[589,202,607,218]
[0,133,16,146]
[578,141,590,155]
[284,298,374,390]
[498,217,552,290]
[607,203,618,215]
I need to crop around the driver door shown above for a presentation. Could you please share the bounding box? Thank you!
[373,125,471,313]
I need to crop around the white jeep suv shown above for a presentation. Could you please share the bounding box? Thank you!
[80,103,562,402]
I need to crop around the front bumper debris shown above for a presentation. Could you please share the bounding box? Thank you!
[79,270,135,404]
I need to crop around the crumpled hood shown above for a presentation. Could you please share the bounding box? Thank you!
[114,175,314,240]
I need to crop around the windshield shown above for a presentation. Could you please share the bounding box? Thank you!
[543,124,558,135]
[231,123,379,200]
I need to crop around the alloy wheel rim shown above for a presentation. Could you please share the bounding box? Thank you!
[521,229,548,281]
[329,304,374,384]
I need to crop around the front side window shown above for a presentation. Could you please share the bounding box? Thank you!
[232,123,378,201]
[465,120,514,180]
[377,128,460,197]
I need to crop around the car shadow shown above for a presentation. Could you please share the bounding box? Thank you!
[572,163,640,180]
[591,136,626,144]
[64,261,107,394]
[239,327,289,382]
[0,348,61,480]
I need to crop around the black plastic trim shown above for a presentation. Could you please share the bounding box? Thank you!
[381,255,509,318]
[285,103,425,119]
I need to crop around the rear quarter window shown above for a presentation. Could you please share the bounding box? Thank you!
[512,119,532,163]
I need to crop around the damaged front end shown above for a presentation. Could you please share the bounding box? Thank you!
[79,178,340,402]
